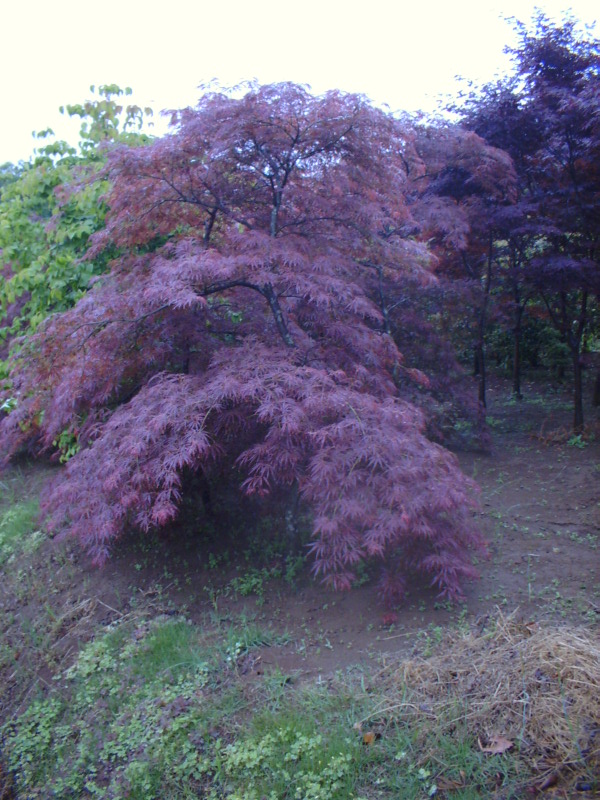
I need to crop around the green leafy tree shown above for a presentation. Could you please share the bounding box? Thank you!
[0,85,153,362]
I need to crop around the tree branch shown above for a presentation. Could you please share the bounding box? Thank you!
[202,279,295,347]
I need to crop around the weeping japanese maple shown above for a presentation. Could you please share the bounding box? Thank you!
[0,83,487,601]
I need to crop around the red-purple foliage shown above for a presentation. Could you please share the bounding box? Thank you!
[0,83,488,602]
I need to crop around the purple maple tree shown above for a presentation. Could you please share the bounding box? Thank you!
[0,83,488,602]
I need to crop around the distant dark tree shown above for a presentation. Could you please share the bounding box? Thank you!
[383,276,489,449]
[462,14,600,427]
[0,83,488,604]
[459,82,541,397]
[411,123,516,408]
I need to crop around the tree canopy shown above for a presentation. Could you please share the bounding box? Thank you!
[461,13,600,427]
[0,83,496,602]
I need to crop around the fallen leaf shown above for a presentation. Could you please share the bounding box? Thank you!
[537,772,559,791]
[437,776,465,791]
[478,735,514,754]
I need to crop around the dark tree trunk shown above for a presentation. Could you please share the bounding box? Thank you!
[510,250,524,399]
[476,243,493,408]
[512,333,522,398]
[512,307,523,399]
[541,289,588,430]
[475,344,487,407]
[569,290,588,433]
[593,372,600,407]
[202,485,214,518]
[573,354,584,433]
[464,237,493,408]
[528,348,539,369]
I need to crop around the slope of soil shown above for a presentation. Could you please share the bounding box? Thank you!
[1,376,598,695]
[1,376,599,798]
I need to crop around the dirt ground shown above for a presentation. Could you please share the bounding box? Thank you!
[1,376,599,691]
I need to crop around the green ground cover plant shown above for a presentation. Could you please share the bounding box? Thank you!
[3,615,289,798]
[4,604,597,799]
[2,615,532,800]
[0,497,42,565]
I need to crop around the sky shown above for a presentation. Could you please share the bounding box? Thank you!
[1,0,598,164]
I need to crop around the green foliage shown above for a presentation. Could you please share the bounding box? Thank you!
[0,145,106,342]
[486,315,570,375]
[0,396,16,412]
[228,567,271,599]
[223,622,288,664]
[2,615,287,798]
[0,497,42,564]
[52,428,81,463]
[0,85,153,368]
[567,433,590,449]
[60,83,153,150]
[220,717,363,800]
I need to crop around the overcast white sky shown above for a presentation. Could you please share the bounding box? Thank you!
[1,0,597,164]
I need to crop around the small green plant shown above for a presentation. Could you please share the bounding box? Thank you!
[222,620,288,665]
[351,559,371,588]
[0,498,42,564]
[228,567,270,600]
[567,433,588,449]
[207,550,229,570]
[416,624,444,657]
[284,552,306,585]
[203,582,219,609]
[0,396,17,413]
[220,714,365,800]
[52,428,80,462]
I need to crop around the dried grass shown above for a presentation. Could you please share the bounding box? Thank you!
[374,611,600,788]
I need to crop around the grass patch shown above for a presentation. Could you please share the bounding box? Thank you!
[0,497,43,564]
[3,614,287,798]
[7,610,596,798]
[219,709,367,799]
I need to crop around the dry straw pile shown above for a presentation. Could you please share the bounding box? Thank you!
[375,611,600,792]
